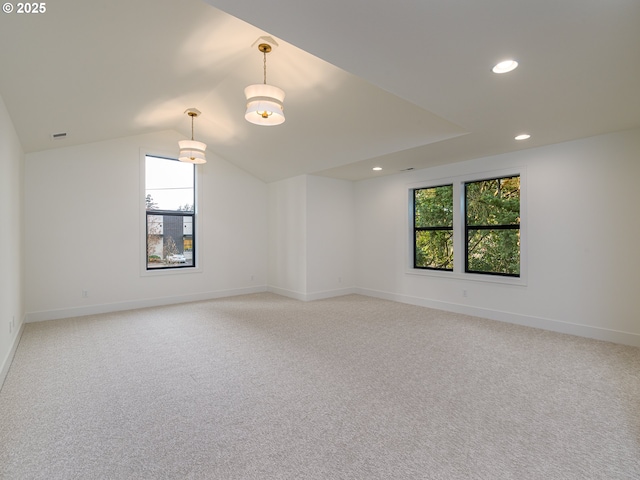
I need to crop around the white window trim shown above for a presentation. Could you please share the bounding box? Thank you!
[139,149,203,277]
[406,166,527,286]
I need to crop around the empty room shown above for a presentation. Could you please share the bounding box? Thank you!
[1,0,639,478]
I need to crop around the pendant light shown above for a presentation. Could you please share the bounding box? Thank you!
[179,108,206,164]
[244,43,285,126]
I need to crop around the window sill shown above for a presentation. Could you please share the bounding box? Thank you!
[406,268,527,286]
[141,266,202,277]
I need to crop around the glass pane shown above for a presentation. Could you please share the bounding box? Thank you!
[147,214,194,269]
[466,176,520,226]
[415,230,453,270]
[467,228,520,275]
[145,156,194,211]
[414,185,453,228]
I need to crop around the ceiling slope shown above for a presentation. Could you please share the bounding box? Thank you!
[1,0,639,181]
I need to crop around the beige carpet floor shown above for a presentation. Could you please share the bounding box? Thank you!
[1,293,639,479]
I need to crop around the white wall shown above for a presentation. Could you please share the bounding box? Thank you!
[268,176,308,297]
[0,94,25,385]
[24,131,268,320]
[14,118,640,348]
[268,175,355,300]
[306,175,355,296]
[355,128,640,346]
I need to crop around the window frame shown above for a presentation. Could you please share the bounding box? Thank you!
[412,183,454,271]
[140,150,202,276]
[145,209,196,271]
[407,168,526,286]
[464,175,521,277]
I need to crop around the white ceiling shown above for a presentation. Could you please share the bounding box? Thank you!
[1,0,639,182]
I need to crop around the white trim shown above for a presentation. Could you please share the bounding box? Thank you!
[356,287,640,348]
[405,268,527,286]
[139,149,203,276]
[25,286,267,323]
[304,287,357,301]
[19,286,640,348]
[407,166,527,284]
[267,285,357,301]
[267,286,308,301]
[140,264,203,277]
[1,319,25,390]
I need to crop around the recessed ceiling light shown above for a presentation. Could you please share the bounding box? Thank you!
[515,134,531,140]
[372,167,382,171]
[492,60,518,74]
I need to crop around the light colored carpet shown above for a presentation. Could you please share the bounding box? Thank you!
[1,293,639,479]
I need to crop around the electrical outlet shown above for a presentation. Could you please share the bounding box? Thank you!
[250,274,255,281]
[82,290,89,298]
[463,289,468,298]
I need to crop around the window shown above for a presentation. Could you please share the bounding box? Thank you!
[411,172,522,280]
[145,155,195,270]
[413,185,453,270]
[465,175,520,276]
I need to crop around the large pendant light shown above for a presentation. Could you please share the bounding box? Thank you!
[179,108,206,164]
[244,43,285,126]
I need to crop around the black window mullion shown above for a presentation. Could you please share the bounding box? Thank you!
[146,211,195,270]
[145,155,196,271]
[415,226,453,232]
[464,175,520,277]
[465,182,470,274]
[413,185,454,271]
[466,224,520,230]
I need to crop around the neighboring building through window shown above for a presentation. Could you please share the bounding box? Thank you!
[145,155,195,269]
[413,184,454,270]
[465,175,520,276]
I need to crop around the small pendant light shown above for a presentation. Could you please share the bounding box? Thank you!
[244,43,285,126]
[179,108,206,164]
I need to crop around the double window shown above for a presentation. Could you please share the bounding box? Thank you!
[145,155,196,270]
[412,174,521,277]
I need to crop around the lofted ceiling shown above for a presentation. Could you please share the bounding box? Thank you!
[1,0,639,182]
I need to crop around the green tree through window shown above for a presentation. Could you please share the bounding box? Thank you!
[465,175,520,276]
[414,185,454,270]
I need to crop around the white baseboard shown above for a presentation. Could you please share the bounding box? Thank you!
[356,287,640,348]
[1,320,25,390]
[266,286,307,301]
[22,285,640,348]
[25,285,268,323]
[267,285,356,301]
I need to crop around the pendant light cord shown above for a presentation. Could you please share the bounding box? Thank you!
[263,50,267,84]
